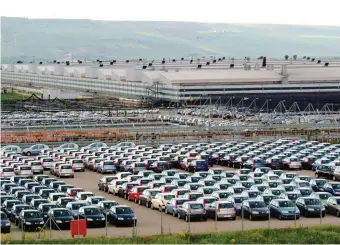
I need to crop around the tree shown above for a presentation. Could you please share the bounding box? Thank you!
[284,55,289,60]
[293,55,297,60]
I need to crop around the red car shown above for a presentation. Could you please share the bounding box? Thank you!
[127,186,148,202]
[67,188,84,198]
[159,185,178,193]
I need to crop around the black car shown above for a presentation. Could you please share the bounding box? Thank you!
[0,211,11,233]
[0,195,16,208]
[98,176,117,192]
[18,209,44,231]
[2,199,22,217]
[242,200,270,220]
[296,197,325,217]
[38,203,58,221]
[108,205,137,226]
[138,189,161,208]
[78,206,105,227]
[325,197,340,217]
[57,184,74,194]
[47,208,74,229]
[56,197,75,208]
[1,183,18,193]
[310,179,328,192]
[10,204,30,225]
[315,165,334,179]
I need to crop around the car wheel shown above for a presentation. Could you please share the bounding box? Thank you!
[138,199,141,205]
[203,217,207,221]
[127,196,130,201]
[278,214,282,220]
[249,214,253,221]
[333,176,336,181]
[150,203,154,210]
[145,201,149,208]
[305,211,308,218]
[27,152,31,156]
[232,217,236,221]
[336,211,340,217]
[177,213,181,219]
[173,211,176,217]
[159,206,163,212]
[315,173,319,178]
[185,215,189,222]
[165,209,168,214]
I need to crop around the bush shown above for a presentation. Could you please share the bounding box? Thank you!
[3,225,340,244]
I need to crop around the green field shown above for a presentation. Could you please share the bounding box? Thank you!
[1,93,30,101]
[3,225,340,244]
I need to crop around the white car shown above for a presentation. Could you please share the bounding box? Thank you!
[76,192,95,201]
[48,193,67,204]
[16,165,33,178]
[0,167,15,178]
[150,193,175,211]
[0,145,22,157]
[108,180,128,195]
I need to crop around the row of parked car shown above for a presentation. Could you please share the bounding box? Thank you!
[0,174,137,233]
[96,166,340,223]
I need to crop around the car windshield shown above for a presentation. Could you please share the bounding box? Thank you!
[249,201,266,208]
[24,212,41,218]
[3,168,13,172]
[319,194,332,200]
[278,201,295,207]
[315,180,327,186]
[149,191,160,196]
[42,205,57,212]
[1,212,8,220]
[103,202,116,209]
[116,207,133,214]
[84,208,101,215]
[54,210,71,217]
[248,192,259,198]
[204,198,216,204]
[331,184,340,189]
[189,204,203,209]
[305,199,320,205]
[203,188,215,194]
[72,203,86,210]
[219,203,233,208]
[300,190,312,195]
[288,194,299,199]
[176,199,187,205]
[234,197,246,203]
[164,195,175,200]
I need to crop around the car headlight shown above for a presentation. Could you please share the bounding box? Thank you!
[5,223,10,226]
[25,222,32,225]
[322,207,325,211]
[56,220,62,223]
[281,210,289,214]
[44,215,47,218]
[265,211,269,214]
[117,217,124,220]
[132,217,137,220]
[252,211,259,214]
[101,217,105,220]
[308,208,314,211]
[87,218,93,221]
[40,221,44,224]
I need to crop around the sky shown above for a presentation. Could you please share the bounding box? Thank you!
[1,0,340,26]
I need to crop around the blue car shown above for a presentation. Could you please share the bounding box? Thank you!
[269,199,300,220]
[324,182,340,196]
[108,205,137,226]
[193,160,209,172]
[22,144,49,156]
[97,161,117,174]
[165,198,189,216]
[1,211,11,233]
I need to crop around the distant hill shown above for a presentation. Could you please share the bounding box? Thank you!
[2,17,340,63]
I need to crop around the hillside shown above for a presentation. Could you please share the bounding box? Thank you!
[2,17,340,62]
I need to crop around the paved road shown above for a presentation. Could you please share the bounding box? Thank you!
[7,166,340,241]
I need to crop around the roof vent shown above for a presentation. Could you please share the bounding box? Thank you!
[142,66,147,69]
[325,62,329,67]
[230,64,234,68]
[197,64,202,69]
[206,62,210,66]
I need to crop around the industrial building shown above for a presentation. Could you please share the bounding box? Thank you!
[1,57,340,107]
